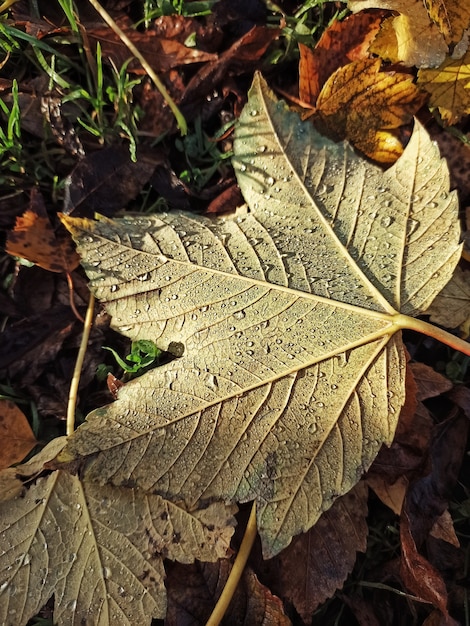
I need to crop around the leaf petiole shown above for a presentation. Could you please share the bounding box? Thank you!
[393,313,470,356]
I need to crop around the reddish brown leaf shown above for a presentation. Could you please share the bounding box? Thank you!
[87,26,217,74]
[299,12,384,105]
[265,482,368,621]
[205,182,243,214]
[0,400,37,470]
[165,561,291,626]
[182,26,280,111]
[400,511,449,615]
[410,363,453,402]
[6,189,80,273]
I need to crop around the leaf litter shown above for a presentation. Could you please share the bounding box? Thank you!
[1,2,470,624]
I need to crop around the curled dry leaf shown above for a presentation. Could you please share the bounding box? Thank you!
[0,440,236,625]
[55,74,461,558]
[348,0,449,67]
[418,51,470,125]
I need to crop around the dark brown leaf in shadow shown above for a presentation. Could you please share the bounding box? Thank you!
[405,412,469,545]
[400,511,450,618]
[411,363,453,401]
[181,26,280,113]
[62,146,157,216]
[165,560,291,626]
[299,12,385,105]
[0,306,75,383]
[87,25,217,74]
[258,483,368,622]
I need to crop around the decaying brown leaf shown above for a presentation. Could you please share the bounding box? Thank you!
[314,58,426,162]
[165,561,291,626]
[6,189,79,273]
[0,400,37,470]
[418,51,470,124]
[349,0,450,67]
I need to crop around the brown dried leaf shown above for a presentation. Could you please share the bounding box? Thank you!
[349,0,449,67]
[182,26,280,110]
[0,400,37,470]
[400,511,450,615]
[271,483,368,620]
[410,362,453,401]
[430,509,460,547]
[87,26,217,73]
[424,0,470,45]
[6,189,80,272]
[418,52,470,124]
[299,12,384,105]
[314,58,426,163]
[165,561,291,626]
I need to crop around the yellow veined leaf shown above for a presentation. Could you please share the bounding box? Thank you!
[418,51,470,124]
[314,58,427,163]
[55,73,461,558]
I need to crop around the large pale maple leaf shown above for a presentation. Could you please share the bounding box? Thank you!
[54,75,461,558]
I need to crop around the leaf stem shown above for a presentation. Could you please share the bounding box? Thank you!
[393,313,470,356]
[87,0,187,135]
[206,502,257,626]
[66,293,95,436]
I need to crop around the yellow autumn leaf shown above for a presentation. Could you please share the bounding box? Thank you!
[314,58,427,163]
[418,51,470,124]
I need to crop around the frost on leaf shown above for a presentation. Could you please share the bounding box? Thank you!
[56,73,461,558]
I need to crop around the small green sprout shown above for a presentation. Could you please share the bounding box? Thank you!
[103,339,161,377]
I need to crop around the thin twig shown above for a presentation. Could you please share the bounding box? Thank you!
[66,272,85,322]
[87,0,187,135]
[206,502,258,626]
[66,292,95,436]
